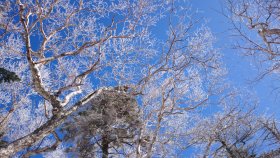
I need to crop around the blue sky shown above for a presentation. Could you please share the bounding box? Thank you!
[190,0,280,117]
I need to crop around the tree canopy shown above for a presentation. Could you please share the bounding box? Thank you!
[0,0,279,157]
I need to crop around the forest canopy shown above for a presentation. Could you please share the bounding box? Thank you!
[0,0,279,157]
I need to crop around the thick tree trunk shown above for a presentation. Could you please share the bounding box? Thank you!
[101,135,109,158]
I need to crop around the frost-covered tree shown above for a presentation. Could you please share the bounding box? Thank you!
[190,102,261,157]
[61,87,141,158]
[226,0,280,81]
[0,0,225,157]
[189,90,280,158]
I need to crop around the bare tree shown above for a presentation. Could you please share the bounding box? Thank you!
[223,2,280,157]
[260,117,280,146]
[226,0,280,81]
[189,90,280,158]
[0,0,225,157]
[189,91,259,157]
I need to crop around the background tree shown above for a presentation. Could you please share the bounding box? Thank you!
[189,91,257,157]
[226,0,280,81]
[189,90,280,158]
[0,0,225,157]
